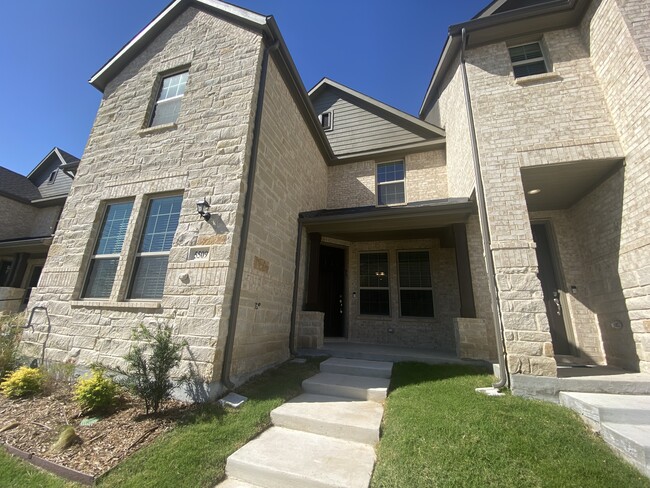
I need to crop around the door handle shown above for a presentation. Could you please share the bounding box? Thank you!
[339,294,343,314]
[553,291,561,316]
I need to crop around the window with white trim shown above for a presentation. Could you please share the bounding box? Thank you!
[150,71,188,127]
[398,251,434,317]
[359,252,390,315]
[508,42,548,78]
[83,201,134,298]
[48,170,57,184]
[319,111,333,131]
[376,161,405,205]
[128,195,182,299]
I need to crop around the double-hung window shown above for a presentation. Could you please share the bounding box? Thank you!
[377,161,405,205]
[398,251,434,317]
[359,252,390,315]
[508,42,548,78]
[83,202,134,298]
[129,195,182,299]
[150,71,188,127]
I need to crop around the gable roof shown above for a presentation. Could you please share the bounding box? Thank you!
[310,78,445,139]
[89,0,334,162]
[0,167,41,203]
[27,147,79,180]
[419,0,591,117]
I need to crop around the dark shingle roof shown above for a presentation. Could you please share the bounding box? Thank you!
[0,166,42,203]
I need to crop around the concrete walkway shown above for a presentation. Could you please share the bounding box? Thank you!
[560,392,650,478]
[217,357,392,488]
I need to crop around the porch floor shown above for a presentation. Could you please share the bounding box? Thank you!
[298,341,489,368]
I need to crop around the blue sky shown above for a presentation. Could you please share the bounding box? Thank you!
[0,0,487,176]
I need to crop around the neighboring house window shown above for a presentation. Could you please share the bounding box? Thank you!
[398,251,434,317]
[150,71,188,127]
[319,111,333,131]
[83,201,134,298]
[0,260,13,287]
[377,161,405,205]
[359,252,390,315]
[129,195,182,299]
[48,170,57,184]
[508,42,548,78]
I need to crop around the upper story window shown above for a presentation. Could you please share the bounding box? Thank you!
[319,111,333,131]
[150,71,188,127]
[48,170,57,184]
[377,161,405,205]
[83,201,134,299]
[129,195,182,299]
[508,42,548,78]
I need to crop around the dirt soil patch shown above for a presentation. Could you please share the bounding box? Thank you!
[0,387,190,478]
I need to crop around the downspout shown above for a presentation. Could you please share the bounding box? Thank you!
[288,220,303,356]
[220,36,280,390]
[459,28,508,389]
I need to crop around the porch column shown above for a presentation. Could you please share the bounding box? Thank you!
[453,223,476,318]
[305,233,321,310]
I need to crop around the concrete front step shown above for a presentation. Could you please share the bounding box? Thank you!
[216,479,264,487]
[303,372,390,402]
[319,357,393,379]
[271,393,384,444]
[225,426,376,488]
[560,392,650,426]
[601,422,650,477]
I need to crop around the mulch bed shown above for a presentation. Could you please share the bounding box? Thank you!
[0,385,190,478]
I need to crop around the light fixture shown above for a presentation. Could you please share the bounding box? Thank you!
[196,197,211,221]
[527,188,542,195]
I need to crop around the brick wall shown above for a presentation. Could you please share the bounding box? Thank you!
[0,196,60,240]
[23,7,264,395]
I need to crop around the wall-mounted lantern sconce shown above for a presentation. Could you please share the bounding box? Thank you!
[196,197,211,221]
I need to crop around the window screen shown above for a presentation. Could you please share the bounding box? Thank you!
[398,251,434,317]
[129,195,182,299]
[377,161,405,205]
[509,42,548,78]
[83,201,133,298]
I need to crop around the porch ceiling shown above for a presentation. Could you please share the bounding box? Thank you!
[0,236,52,255]
[299,198,475,242]
[521,159,623,212]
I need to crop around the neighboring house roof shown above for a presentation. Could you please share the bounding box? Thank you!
[89,0,335,162]
[419,0,591,117]
[0,167,41,203]
[27,147,79,180]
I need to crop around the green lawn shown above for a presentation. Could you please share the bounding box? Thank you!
[371,363,650,488]
[0,450,73,488]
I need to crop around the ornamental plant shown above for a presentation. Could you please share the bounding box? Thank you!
[0,366,45,398]
[117,324,185,414]
[73,366,118,413]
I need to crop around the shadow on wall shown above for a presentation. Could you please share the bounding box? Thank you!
[571,166,639,371]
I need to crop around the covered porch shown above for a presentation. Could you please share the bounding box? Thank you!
[295,198,496,362]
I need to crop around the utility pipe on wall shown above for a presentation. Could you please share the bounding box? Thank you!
[459,28,508,389]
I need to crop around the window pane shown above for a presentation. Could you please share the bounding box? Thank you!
[398,251,432,288]
[378,182,405,205]
[400,290,434,317]
[130,256,169,299]
[513,61,547,78]
[139,196,183,253]
[151,98,182,126]
[95,202,133,255]
[360,253,389,288]
[84,258,118,298]
[509,43,543,63]
[377,161,404,183]
[151,71,188,126]
[360,289,390,315]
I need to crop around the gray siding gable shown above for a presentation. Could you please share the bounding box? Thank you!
[310,81,444,157]
[28,148,77,200]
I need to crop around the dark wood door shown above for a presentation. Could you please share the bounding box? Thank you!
[318,245,345,337]
[531,223,572,355]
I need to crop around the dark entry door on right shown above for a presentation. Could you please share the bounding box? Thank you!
[318,245,345,338]
[531,223,572,356]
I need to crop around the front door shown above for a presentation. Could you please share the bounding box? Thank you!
[318,245,345,337]
[531,223,572,355]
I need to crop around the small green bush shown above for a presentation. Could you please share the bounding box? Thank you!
[73,367,118,413]
[117,324,185,414]
[1,366,44,398]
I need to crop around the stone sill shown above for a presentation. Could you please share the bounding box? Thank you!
[70,300,161,310]
[514,72,562,86]
[138,123,177,136]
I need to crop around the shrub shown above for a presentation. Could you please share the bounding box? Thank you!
[1,366,44,398]
[0,315,22,378]
[117,324,185,414]
[73,367,118,413]
[42,360,76,394]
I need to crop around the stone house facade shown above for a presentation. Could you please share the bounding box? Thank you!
[20,0,649,398]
